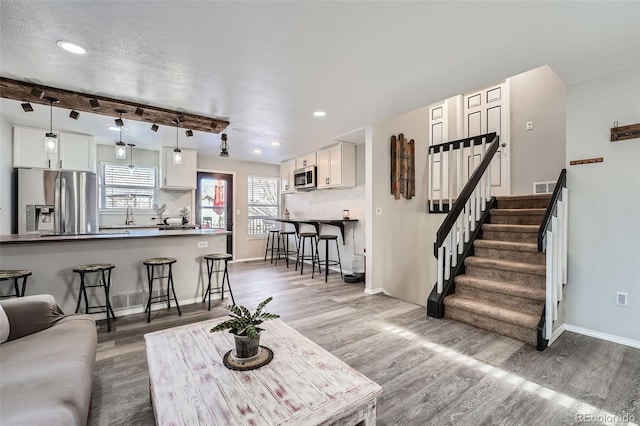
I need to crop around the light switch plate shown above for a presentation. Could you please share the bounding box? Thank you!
[197,241,208,248]
[526,121,534,131]
[376,207,383,216]
[617,292,628,306]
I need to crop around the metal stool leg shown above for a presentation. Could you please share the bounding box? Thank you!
[284,235,290,268]
[224,259,235,305]
[325,238,330,283]
[315,236,321,274]
[169,265,181,316]
[335,239,343,279]
[81,273,90,313]
[13,278,20,298]
[75,275,84,313]
[204,258,213,311]
[101,269,112,332]
[300,237,306,275]
[20,276,27,297]
[146,265,154,323]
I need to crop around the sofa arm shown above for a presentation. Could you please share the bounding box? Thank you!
[0,295,66,341]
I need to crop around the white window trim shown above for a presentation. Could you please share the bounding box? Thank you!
[99,161,158,213]
[247,174,280,239]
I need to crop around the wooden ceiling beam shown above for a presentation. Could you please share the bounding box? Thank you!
[0,77,229,134]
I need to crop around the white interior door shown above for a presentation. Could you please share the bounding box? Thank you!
[429,102,450,201]
[463,83,509,196]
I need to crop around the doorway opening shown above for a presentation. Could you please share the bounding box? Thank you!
[196,172,233,257]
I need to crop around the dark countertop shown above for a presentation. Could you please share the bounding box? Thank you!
[274,218,358,244]
[0,229,231,245]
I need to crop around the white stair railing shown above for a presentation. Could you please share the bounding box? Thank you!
[541,179,568,346]
[433,134,499,294]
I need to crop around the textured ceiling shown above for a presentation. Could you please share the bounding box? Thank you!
[1,1,638,164]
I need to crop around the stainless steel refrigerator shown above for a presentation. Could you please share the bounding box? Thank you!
[17,168,98,235]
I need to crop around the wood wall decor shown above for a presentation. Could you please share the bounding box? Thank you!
[569,157,603,166]
[390,133,415,200]
[0,77,229,134]
[610,122,640,142]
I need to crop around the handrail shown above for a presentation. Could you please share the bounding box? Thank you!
[537,169,567,251]
[428,132,496,154]
[435,134,500,250]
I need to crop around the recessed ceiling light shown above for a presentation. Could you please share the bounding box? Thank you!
[313,111,326,117]
[253,149,262,154]
[56,40,86,55]
[270,141,281,146]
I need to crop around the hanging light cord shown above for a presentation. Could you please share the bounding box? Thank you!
[175,120,179,149]
[49,99,53,133]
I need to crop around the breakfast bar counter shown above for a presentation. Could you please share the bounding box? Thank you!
[0,228,230,244]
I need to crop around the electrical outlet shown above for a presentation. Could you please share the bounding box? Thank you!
[526,121,534,131]
[376,207,383,216]
[197,241,208,248]
[616,292,628,306]
[237,209,241,216]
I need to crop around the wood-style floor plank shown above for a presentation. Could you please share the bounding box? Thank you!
[88,261,640,425]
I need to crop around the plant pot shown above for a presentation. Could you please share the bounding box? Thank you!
[232,333,261,363]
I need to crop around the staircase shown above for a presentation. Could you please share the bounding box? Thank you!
[443,194,551,346]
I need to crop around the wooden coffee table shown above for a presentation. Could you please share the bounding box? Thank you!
[144,318,382,425]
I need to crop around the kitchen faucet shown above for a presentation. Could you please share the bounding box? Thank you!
[125,206,135,225]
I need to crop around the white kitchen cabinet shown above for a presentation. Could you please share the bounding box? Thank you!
[13,126,95,171]
[160,147,197,190]
[59,132,96,171]
[316,143,356,189]
[280,158,296,193]
[296,152,316,168]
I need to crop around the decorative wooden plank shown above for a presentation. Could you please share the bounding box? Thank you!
[403,135,410,197]
[395,134,402,200]
[569,157,603,166]
[144,318,382,426]
[610,122,640,142]
[409,139,416,198]
[390,135,397,195]
[0,77,229,134]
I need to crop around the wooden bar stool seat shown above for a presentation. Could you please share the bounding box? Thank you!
[203,253,235,311]
[0,270,32,298]
[72,263,116,331]
[314,235,343,283]
[143,257,181,323]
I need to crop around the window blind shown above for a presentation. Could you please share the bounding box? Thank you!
[247,175,280,236]
[101,163,157,210]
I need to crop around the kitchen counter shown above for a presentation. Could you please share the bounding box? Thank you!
[274,218,358,244]
[0,229,230,244]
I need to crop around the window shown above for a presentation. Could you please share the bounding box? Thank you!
[247,175,279,237]
[100,163,157,210]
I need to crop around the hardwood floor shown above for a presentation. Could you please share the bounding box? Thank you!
[88,261,640,425]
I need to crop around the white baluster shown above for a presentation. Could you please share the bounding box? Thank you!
[451,222,458,268]
[480,139,487,211]
[562,187,568,284]
[444,232,451,280]
[470,188,477,231]
[437,245,444,294]
[457,214,464,254]
[448,149,453,210]
[457,146,463,201]
[551,218,558,322]
[439,149,443,211]
[545,230,553,341]
[428,150,433,212]
[464,201,470,243]
[556,204,563,301]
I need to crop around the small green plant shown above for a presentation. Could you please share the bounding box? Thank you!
[210,297,280,339]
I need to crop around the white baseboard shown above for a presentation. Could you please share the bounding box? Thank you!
[564,324,640,349]
[364,288,384,295]
[90,297,214,321]
[230,257,264,263]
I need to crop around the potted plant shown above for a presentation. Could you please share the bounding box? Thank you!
[210,297,280,362]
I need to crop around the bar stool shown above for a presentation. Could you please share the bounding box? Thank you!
[296,232,320,275]
[73,263,116,332]
[203,253,235,311]
[143,257,181,323]
[0,270,31,298]
[276,231,298,268]
[314,235,343,283]
[264,230,280,263]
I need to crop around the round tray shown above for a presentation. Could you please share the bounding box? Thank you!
[223,345,274,371]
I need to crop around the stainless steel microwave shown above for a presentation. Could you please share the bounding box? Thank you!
[294,166,317,190]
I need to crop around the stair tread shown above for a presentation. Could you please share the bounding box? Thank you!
[474,240,539,252]
[496,194,552,201]
[483,224,539,233]
[465,256,546,276]
[445,294,540,329]
[490,208,547,215]
[454,275,546,301]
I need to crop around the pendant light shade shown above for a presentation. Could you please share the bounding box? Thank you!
[44,97,59,153]
[220,133,229,157]
[173,118,182,165]
[114,110,127,159]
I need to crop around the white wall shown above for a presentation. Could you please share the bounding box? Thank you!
[96,144,192,227]
[370,106,443,305]
[509,65,566,195]
[197,155,280,261]
[565,64,640,342]
[283,143,365,272]
[0,114,14,234]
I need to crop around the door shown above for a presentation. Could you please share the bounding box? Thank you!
[328,144,342,186]
[316,148,330,188]
[463,83,509,196]
[196,172,233,256]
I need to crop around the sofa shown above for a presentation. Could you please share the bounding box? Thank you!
[0,295,97,426]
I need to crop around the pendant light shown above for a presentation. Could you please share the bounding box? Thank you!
[115,110,127,160]
[173,118,182,165]
[44,97,60,153]
[220,133,229,157]
[127,144,136,175]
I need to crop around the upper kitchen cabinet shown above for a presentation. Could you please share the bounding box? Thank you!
[280,158,296,193]
[160,147,197,190]
[296,152,316,168]
[316,143,356,189]
[13,126,96,171]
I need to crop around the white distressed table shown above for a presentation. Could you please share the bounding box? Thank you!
[144,318,382,425]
